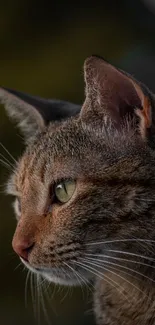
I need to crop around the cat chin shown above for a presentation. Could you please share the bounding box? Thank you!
[21,258,92,286]
[42,270,93,286]
[43,273,81,286]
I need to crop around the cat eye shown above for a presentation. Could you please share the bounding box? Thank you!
[54,179,76,203]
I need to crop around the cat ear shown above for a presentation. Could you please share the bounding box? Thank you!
[0,87,81,141]
[81,55,152,139]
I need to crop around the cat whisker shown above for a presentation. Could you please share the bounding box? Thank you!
[30,272,37,320]
[80,257,148,300]
[0,158,13,171]
[78,269,95,295]
[59,267,72,303]
[41,279,51,300]
[63,261,93,297]
[39,282,51,325]
[86,258,140,283]
[35,274,39,321]
[14,261,23,271]
[85,253,155,269]
[36,276,46,289]
[135,236,155,256]
[74,259,132,304]
[0,182,8,195]
[44,281,58,317]
[84,255,155,284]
[39,278,57,316]
[35,273,46,325]
[63,261,83,287]
[47,281,56,301]
[0,153,15,168]
[105,250,155,262]
[0,141,17,163]
[35,273,41,325]
[61,284,71,303]
[86,238,155,246]
[25,270,31,308]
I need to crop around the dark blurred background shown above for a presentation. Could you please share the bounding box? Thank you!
[1,0,155,324]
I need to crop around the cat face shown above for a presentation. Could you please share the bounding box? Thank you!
[2,56,155,286]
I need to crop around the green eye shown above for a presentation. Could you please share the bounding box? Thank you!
[54,180,76,203]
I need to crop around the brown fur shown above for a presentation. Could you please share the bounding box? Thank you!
[2,56,155,324]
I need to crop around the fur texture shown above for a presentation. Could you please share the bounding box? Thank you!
[2,56,155,325]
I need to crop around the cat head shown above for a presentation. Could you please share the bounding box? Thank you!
[2,56,155,286]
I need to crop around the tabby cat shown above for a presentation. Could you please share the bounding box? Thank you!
[1,55,155,325]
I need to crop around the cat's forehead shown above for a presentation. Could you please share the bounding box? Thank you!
[13,121,81,188]
[14,120,106,189]
[12,118,150,195]
[24,119,105,163]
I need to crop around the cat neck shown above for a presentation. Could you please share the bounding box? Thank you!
[94,272,155,325]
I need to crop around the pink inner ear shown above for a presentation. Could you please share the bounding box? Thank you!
[83,56,142,124]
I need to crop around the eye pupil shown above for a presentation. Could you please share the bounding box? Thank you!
[64,183,67,194]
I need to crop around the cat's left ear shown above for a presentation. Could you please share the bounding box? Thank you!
[80,55,152,139]
[0,87,81,141]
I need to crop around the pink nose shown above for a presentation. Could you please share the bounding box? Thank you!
[12,238,34,262]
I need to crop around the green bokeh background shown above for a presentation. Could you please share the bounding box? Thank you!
[1,1,155,324]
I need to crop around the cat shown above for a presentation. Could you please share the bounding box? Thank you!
[1,55,155,325]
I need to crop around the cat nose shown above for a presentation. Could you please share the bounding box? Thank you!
[12,238,34,262]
